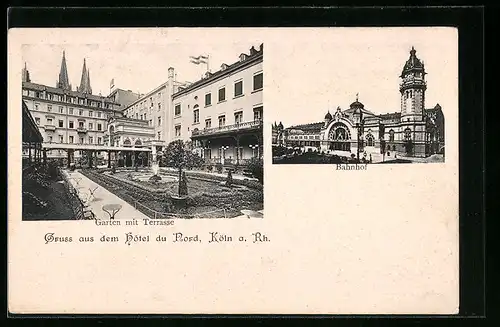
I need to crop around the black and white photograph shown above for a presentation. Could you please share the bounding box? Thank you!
[271,28,453,165]
[21,30,264,221]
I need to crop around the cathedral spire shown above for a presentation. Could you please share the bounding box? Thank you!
[57,51,71,90]
[22,62,31,83]
[78,58,92,94]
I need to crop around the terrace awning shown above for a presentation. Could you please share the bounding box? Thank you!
[22,101,43,144]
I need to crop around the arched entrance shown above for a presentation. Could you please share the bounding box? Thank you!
[328,122,351,151]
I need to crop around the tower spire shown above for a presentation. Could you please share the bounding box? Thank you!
[57,51,71,90]
[78,58,92,94]
[22,62,31,83]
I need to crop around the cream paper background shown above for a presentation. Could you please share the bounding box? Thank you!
[8,27,459,314]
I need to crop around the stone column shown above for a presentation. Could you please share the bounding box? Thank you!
[131,151,135,167]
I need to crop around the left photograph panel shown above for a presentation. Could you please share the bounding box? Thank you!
[20,30,264,221]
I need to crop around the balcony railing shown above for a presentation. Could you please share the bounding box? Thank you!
[192,120,262,137]
[44,125,56,131]
[77,127,88,133]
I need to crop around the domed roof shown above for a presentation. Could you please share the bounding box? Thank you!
[350,100,364,109]
[350,93,364,112]
[324,111,332,120]
[401,46,425,77]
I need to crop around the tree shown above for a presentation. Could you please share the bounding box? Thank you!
[162,140,203,197]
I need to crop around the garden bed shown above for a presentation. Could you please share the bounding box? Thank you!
[81,169,263,218]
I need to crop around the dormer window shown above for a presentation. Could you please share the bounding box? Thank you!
[221,63,228,70]
[239,53,247,62]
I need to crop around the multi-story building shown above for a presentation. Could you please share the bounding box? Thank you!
[171,43,263,166]
[21,52,123,161]
[273,47,445,158]
[121,67,188,154]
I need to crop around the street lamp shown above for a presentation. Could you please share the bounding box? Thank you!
[221,145,229,164]
[249,144,259,158]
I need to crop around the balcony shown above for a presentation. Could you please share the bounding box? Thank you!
[77,127,88,133]
[44,125,56,131]
[192,120,262,138]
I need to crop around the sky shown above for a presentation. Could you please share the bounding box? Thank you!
[19,27,457,127]
[265,27,458,127]
[21,28,263,96]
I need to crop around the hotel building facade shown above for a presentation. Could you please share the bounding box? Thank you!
[22,43,263,168]
[21,52,123,163]
[171,43,263,166]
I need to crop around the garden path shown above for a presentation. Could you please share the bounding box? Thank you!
[64,170,149,221]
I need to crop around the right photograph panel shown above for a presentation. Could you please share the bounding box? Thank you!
[271,28,451,165]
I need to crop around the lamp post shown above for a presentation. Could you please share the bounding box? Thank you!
[249,144,259,159]
[221,145,229,164]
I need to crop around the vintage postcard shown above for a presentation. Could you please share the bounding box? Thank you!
[8,27,458,314]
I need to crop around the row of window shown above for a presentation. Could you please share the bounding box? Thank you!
[289,135,321,140]
[24,89,112,109]
[126,102,162,120]
[35,117,103,131]
[128,92,163,114]
[404,90,418,99]
[193,108,262,128]
[45,135,103,144]
[33,103,107,118]
[174,72,263,116]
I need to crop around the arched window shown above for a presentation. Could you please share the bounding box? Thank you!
[134,139,142,147]
[389,129,395,142]
[123,138,132,147]
[366,134,375,146]
[392,145,396,151]
[404,128,412,141]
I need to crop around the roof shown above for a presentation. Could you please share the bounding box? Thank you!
[342,106,376,116]
[22,100,43,143]
[287,122,324,133]
[22,82,118,105]
[401,47,425,77]
[173,44,263,98]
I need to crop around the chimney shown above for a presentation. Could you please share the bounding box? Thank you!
[250,46,257,55]
[168,67,174,79]
[259,43,263,52]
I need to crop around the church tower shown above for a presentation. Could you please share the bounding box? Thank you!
[22,62,31,83]
[77,58,92,94]
[399,47,426,122]
[56,51,71,90]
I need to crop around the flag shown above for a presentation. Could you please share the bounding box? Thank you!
[189,55,208,64]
